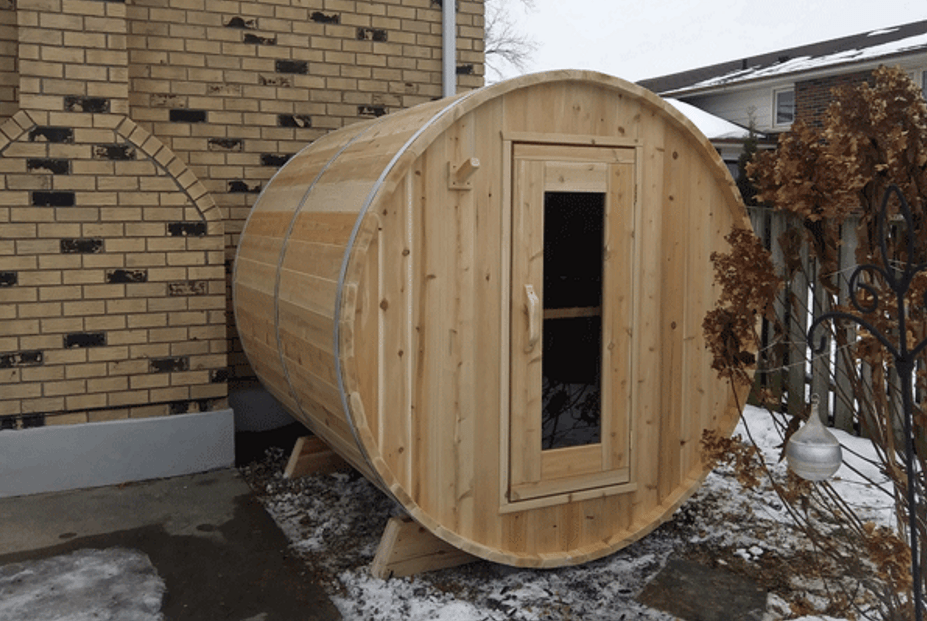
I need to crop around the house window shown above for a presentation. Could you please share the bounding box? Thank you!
[774,89,795,126]
[724,160,739,181]
[921,71,927,101]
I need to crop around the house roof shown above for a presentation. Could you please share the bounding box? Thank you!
[639,20,927,96]
[664,98,753,141]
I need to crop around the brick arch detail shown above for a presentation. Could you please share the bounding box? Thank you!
[0,109,228,426]
[0,111,219,227]
[113,117,220,226]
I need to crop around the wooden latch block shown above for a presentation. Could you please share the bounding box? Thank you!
[447,157,480,190]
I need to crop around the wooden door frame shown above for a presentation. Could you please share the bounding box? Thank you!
[499,134,643,514]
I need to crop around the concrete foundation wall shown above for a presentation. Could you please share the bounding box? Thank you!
[0,409,235,497]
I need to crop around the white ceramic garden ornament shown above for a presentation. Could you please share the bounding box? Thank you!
[786,394,843,481]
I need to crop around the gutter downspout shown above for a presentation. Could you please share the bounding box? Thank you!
[442,0,456,98]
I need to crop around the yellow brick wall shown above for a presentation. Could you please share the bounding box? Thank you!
[0,0,484,428]
[0,0,16,121]
[123,0,484,382]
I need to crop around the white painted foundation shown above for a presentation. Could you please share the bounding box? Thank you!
[0,409,235,498]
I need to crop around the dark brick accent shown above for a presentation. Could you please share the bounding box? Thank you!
[27,158,70,174]
[167,221,207,237]
[60,238,103,254]
[210,368,230,383]
[225,16,256,29]
[0,350,43,368]
[207,138,244,152]
[277,114,311,128]
[64,96,110,113]
[106,268,148,283]
[358,105,387,118]
[150,93,185,108]
[0,271,17,287]
[243,33,277,45]
[168,280,207,296]
[275,59,308,74]
[228,180,262,193]
[456,64,474,75]
[28,127,74,143]
[260,153,292,167]
[169,109,207,123]
[64,332,107,349]
[150,356,190,373]
[93,144,136,160]
[310,11,339,23]
[32,191,75,207]
[169,400,191,415]
[0,416,14,430]
[357,27,387,42]
[258,75,291,87]
[22,414,45,428]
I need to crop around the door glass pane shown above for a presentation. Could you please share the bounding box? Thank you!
[542,192,603,450]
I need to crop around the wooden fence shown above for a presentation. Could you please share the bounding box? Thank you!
[745,206,899,434]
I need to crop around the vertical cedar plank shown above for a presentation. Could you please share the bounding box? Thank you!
[379,176,414,487]
[602,161,635,472]
[472,100,504,550]
[448,116,477,538]
[658,129,688,500]
[356,227,380,454]
[631,107,665,527]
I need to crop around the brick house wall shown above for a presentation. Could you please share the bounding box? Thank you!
[795,69,874,127]
[0,0,484,430]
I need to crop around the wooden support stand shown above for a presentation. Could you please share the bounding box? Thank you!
[369,515,477,579]
[284,435,350,479]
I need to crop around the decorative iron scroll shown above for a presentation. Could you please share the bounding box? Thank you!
[807,184,926,621]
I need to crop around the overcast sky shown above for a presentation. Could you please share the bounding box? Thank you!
[492,0,927,83]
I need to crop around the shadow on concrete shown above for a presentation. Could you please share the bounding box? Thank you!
[0,479,340,621]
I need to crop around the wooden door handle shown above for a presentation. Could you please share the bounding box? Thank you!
[525,284,540,352]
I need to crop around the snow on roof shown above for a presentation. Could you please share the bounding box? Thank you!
[691,31,927,90]
[868,28,900,37]
[664,98,752,140]
[639,20,927,96]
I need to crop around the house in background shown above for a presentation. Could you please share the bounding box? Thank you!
[639,20,927,177]
[0,0,484,497]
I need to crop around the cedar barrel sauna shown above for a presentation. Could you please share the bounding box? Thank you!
[233,70,752,568]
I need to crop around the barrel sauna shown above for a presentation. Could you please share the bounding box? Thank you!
[233,70,752,567]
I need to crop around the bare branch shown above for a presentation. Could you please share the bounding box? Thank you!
[484,0,537,81]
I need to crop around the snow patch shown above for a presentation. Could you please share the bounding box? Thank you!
[244,405,898,620]
[665,98,753,140]
[0,548,165,621]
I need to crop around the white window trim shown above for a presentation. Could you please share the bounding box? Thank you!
[773,87,795,128]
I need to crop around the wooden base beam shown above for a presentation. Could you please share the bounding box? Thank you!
[369,515,477,579]
[284,435,350,479]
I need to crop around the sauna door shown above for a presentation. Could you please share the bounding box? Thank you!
[508,143,636,507]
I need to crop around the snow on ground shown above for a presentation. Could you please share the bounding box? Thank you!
[0,548,165,621]
[242,406,896,621]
